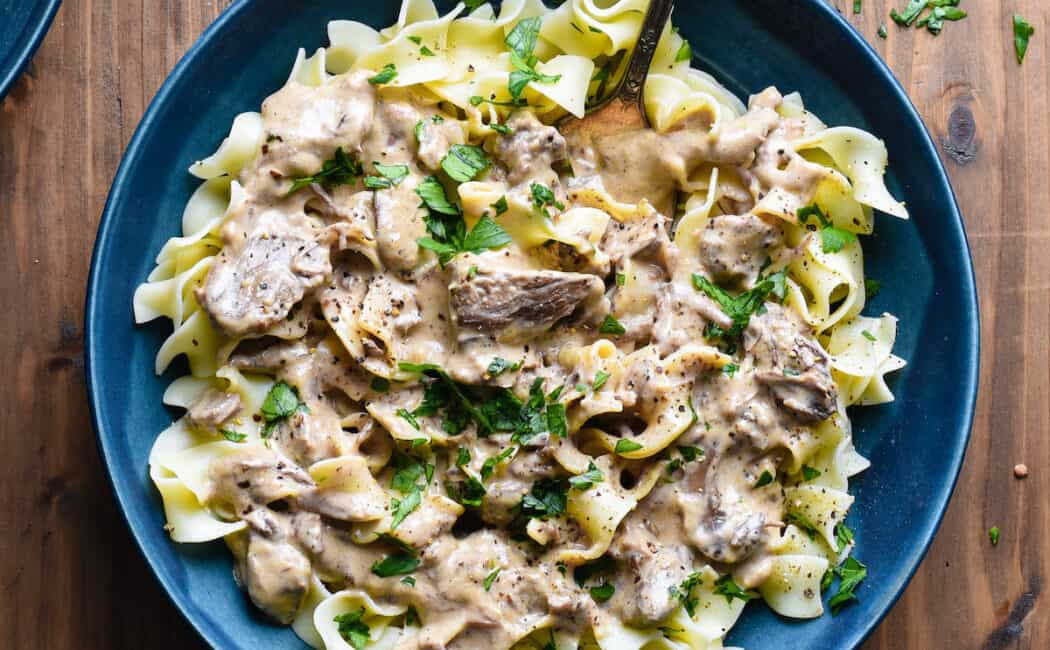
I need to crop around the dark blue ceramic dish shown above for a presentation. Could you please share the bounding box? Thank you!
[85,1,979,648]
[0,0,62,99]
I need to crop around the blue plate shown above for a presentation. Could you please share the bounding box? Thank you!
[85,1,979,648]
[0,0,62,99]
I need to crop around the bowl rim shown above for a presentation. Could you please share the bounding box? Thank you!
[0,0,63,99]
[84,1,980,648]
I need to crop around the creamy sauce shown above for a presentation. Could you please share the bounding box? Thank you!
[191,71,840,647]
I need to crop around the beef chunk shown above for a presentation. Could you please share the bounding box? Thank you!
[199,230,331,336]
[240,533,311,624]
[228,339,309,373]
[746,303,837,423]
[757,367,837,423]
[186,388,242,430]
[448,261,605,341]
[697,213,783,290]
[491,110,567,187]
[609,522,694,625]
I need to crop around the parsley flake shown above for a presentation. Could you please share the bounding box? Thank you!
[368,63,398,85]
[569,461,604,491]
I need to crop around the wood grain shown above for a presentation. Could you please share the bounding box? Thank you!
[0,1,1045,647]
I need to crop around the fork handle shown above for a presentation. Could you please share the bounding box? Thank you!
[618,0,676,106]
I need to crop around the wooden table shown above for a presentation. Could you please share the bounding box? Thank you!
[1,1,1044,647]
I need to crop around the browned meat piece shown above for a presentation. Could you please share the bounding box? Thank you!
[186,388,241,430]
[240,532,311,624]
[600,212,675,274]
[228,339,309,372]
[388,495,460,548]
[757,368,836,423]
[208,448,315,534]
[448,261,605,342]
[698,213,783,290]
[491,110,567,186]
[746,303,837,423]
[199,231,332,336]
[608,522,694,625]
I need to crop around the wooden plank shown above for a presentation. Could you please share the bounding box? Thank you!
[0,0,1045,647]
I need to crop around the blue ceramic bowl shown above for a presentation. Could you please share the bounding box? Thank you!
[85,1,979,648]
[0,0,62,99]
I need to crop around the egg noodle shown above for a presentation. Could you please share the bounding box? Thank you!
[134,1,907,648]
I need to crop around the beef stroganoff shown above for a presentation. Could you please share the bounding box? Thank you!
[134,0,907,648]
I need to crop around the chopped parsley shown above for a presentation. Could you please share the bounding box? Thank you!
[445,474,486,506]
[828,556,867,613]
[419,45,435,57]
[598,314,626,336]
[480,446,517,480]
[835,522,855,552]
[679,445,704,462]
[798,204,857,253]
[890,1,929,26]
[371,552,421,577]
[469,95,528,108]
[219,429,247,443]
[491,195,509,215]
[592,371,610,390]
[401,576,416,587]
[865,278,882,299]
[754,470,774,488]
[862,330,877,342]
[286,147,362,195]
[521,477,569,519]
[878,23,888,38]
[363,162,410,190]
[260,381,308,437]
[505,17,561,100]
[614,439,643,454]
[663,443,705,478]
[1014,15,1035,64]
[890,1,966,36]
[801,465,822,481]
[368,63,398,85]
[692,270,787,339]
[334,609,370,650]
[670,572,703,616]
[399,365,563,456]
[388,450,433,528]
[989,526,1001,546]
[854,0,862,14]
[674,39,692,62]
[483,568,501,591]
[487,357,522,377]
[415,176,460,215]
[785,510,821,539]
[489,122,512,134]
[390,489,421,530]
[530,182,565,216]
[568,461,604,491]
[455,447,471,467]
[371,377,391,393]
[589,582,615,602]
[713,574,757,604]
[440,144,491,182]
[722,363,739,377]
[916,5,966,35]
[396,408,420,431]
[416,180,512,266]
[615,272,626,286]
